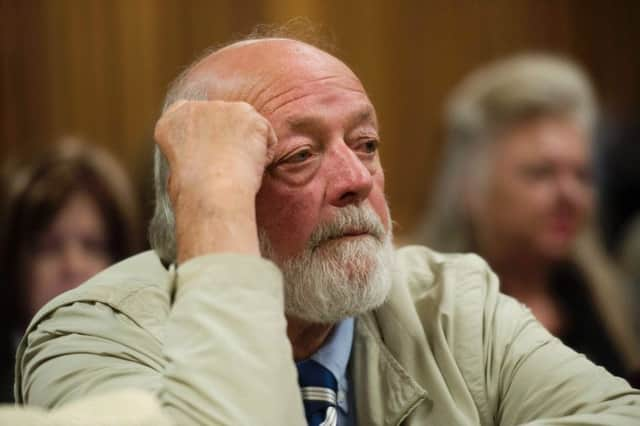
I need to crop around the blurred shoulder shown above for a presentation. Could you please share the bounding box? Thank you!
[25,251,172,337]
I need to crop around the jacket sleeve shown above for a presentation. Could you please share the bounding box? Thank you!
[0,389,172,426]
[17,253,306,426]
[479,263,640,425]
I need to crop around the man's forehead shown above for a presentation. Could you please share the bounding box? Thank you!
[190,38,342,73]
[284,101,379,132]
[184,38,365,101]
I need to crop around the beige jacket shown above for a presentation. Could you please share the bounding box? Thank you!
[13,246,640,425]
[0,389,171,426]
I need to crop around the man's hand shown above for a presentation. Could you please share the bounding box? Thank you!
[154,100,276,263]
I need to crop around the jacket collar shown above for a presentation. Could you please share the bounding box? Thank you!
[351,308,429,425]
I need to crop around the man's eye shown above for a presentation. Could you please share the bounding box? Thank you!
[361,139,379,153]
[285,149,312,163]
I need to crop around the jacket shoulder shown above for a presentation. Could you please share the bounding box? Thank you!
[392,245,503,357]
[394,245,498,304]
[25,251,173,340]
[391,245,503,423]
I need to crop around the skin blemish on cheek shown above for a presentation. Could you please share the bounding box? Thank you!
[255,183,320,258]
[257,182,314,222]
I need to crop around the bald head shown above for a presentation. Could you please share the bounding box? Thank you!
[150,36,378,263]
[175,38,364,114]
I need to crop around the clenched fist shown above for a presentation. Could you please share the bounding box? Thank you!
[154,100,277,262]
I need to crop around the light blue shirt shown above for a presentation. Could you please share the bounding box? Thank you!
[309,317,355,426]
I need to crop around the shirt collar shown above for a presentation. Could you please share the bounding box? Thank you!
[310,317,354,383]
[303,317,355,414]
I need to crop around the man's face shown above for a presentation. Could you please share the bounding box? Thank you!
[254,70,390,263]
[197,40,393,322]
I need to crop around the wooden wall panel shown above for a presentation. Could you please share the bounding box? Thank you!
[2,0,640,238]
[1,0,50,154]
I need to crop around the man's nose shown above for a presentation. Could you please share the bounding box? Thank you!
[325,142,373,207]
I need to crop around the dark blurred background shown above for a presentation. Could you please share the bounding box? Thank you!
[2,0,640,249]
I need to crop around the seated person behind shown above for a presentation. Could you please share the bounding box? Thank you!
[413,54,640,383]
[0,139,141,402]
[14,32,640,425]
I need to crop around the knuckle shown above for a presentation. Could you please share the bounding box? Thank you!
[154,119,168,142]
[254,116,270,134]
[165,99,189,118]
[182,101,197,115]
[230,101,254,115]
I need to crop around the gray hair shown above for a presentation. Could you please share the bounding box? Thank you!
[148,21,333,263]
[415,53,598,252]
[148,79,209,263]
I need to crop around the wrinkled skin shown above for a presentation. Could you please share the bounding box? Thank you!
[153,39,390,357]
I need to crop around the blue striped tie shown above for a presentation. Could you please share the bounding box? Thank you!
[297,359,338,426]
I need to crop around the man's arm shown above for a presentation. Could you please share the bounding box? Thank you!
[161,254,305,424]
[154,100,277,261]
[19,253,306,425]
[1,389,172,426]
[18,101,306,424]
[480,265,640,425]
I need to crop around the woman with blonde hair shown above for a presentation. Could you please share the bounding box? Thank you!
[414,54,639,383]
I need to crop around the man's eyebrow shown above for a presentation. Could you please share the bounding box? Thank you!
[285,106,378,133]
[351,107,378,128]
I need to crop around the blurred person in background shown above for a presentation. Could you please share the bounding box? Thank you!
[0,138,142,402]
[620,216,640,284]
[619,214,640,346]
[413,54,640,383]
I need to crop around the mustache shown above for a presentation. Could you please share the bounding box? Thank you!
[308,205,386,249]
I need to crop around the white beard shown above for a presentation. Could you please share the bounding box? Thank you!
[259,204,395,324]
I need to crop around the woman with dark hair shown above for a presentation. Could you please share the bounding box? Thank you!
[0,138,142,402]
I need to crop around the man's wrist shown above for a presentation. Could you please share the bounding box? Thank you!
[175,203,260,263]
[175,252,283,295]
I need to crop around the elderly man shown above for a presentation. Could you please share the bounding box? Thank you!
[14,35,640,425]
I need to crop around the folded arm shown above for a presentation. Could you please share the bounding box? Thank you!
[18,254,305,425]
